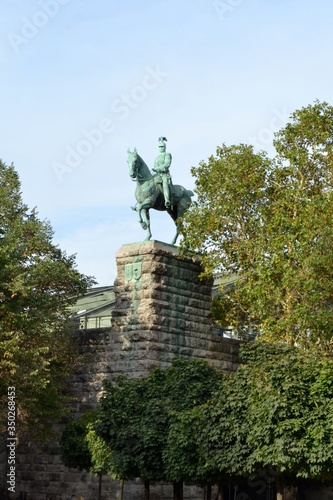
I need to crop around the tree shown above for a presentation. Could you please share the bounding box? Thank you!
[163,405,218,499]
[0,160,94,436]
[162,358,223,499]
[60,411,96,472]
[181,101,333,348]
[200,342,333,500]
[60,411,113,500]
[95,358,223,499]
[96,373,166,484]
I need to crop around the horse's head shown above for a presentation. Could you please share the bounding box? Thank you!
[127,148,151,182]
[127,147,139,180]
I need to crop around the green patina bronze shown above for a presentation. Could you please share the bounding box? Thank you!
[127,138,194,244]
[152,136,172,208]
[125,262,142,283]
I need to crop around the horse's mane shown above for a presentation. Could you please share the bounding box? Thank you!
[136,152,152,178]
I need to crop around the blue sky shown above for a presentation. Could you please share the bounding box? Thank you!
[2,0,333,285]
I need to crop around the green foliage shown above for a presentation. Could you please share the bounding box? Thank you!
[163,405,217,485]
[60,411,97,471]
[0,160,95,436]
[96,373,166,481]
[85,423,114,476]
[200,369,251,478]
[163,357,222,411]
[92,346,333,489]
[201,343,333,485]
[181,101,333,347]
[162,358,223,485]
[95,358,222,484]
[60,410,113,476]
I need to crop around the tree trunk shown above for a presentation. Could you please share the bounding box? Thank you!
[144,480,150,500]
[119,478,124,500]
[216,481,223,500]
[206,483,212,500]
[173,481,183,500]
[276,484,298,500]
[98,473,102,500]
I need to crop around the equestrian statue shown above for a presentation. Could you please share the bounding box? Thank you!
[127,137,194,244]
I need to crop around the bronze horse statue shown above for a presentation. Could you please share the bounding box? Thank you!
[127,148,194,244]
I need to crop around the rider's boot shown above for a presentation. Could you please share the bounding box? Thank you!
[164,190,171,208]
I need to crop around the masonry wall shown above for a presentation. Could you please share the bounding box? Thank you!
[111,241,239,376]
[2,241,241,500]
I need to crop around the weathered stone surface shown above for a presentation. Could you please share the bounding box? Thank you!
[6,241,241,499]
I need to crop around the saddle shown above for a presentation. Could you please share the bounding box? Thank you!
[153,173,174,192]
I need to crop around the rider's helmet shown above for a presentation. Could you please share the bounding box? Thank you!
[158,136,167,151]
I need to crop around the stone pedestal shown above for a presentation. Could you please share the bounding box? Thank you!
[111,240,214,376]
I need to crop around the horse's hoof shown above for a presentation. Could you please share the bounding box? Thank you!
[140,222,147,230]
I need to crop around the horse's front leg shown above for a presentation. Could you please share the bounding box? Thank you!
[133,200,152,240]
[131,203,146,228]
[141,208,151,241]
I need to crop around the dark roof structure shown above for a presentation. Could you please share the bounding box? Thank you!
[69,286,115,329]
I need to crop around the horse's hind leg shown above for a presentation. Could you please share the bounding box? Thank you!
[170,230,179,245]
[169,193,191,245]
[168,208,179,245]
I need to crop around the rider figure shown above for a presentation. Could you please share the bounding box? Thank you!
[152,136,172,208]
